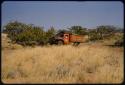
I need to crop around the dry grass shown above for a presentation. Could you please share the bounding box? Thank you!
[1,33,124,84]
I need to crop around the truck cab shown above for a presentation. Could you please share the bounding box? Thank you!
[48,31,71,45]
[63,33,70,44]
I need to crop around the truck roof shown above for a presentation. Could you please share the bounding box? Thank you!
[57,31,72,34]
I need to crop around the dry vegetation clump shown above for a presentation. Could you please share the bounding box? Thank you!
[2,44,124,84]
[2,33,23,50]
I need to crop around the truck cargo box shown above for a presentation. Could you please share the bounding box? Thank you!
[70,35,88,43]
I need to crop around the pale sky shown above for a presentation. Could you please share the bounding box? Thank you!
[2,1,124,30]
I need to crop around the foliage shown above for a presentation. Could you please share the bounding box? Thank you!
[67,26,88,35]
[114,33,124,46]
[46,27,56,40]
[3,21,56,46]
[3,21,123,46]
[88,25,122,41]
[88,29,99,41]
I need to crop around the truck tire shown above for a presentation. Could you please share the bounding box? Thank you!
[58,40,63,45]
[73,42,80,46]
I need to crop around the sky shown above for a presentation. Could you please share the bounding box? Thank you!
[2,1,124,30]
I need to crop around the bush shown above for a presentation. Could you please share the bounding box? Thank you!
[67,26,88,35]
[114,33,124,46]
[88,25,121,41]
[88,29,99,41]
[3,21,49,46]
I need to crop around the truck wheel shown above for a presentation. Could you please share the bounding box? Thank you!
[58,40,63,45]
[73,42,80,46]
[76,42,80,46]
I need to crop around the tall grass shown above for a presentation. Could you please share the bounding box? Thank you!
[2,44,124,84]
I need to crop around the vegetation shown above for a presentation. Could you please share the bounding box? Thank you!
[2,21,124,83]
[67,26,88,35]
[3,21,123,47]
[2,45,123,83]
[3,21,56,46]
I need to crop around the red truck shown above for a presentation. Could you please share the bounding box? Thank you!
[49,31,88,46]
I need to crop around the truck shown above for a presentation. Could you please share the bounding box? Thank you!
[48,31,89,46]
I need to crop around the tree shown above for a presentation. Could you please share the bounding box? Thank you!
[46,27,56,38]
[3,21,29,41]
[3,21,47,46]
[88,25,122,41]
[96,25,118,39]
[67,26,88,35]
[88,29,99,41]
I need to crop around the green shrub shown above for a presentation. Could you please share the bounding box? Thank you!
[88,25,121,41]
[3,21,49,46]
[114,33,124,46]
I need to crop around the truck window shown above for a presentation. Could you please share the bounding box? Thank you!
[65,35,68,38]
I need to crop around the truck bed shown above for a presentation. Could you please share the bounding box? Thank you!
[70,35,88,43]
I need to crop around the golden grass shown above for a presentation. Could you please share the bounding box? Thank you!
[1,33,124,84]
[2,44,124,84]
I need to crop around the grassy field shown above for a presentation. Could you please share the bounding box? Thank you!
[1,33,124,84]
